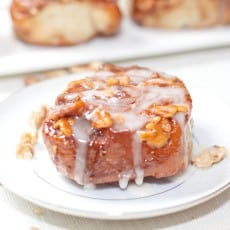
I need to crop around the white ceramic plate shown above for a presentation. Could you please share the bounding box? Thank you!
[0,74,229,219]
[1,3,230,76]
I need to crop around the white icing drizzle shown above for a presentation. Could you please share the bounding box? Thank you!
[132,133,144,186]
[126,68,154,82]
[72,118,92,185]
[118,170,133,189]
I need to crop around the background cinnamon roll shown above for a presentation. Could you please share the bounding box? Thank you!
[132,0,230,29]
[10,0,122,46]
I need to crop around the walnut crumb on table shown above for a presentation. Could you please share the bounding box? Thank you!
[23,62,104,86]
[16,105,47,159]
[30,227,39,230]
[33,207,43,216]
[192,145,228,168]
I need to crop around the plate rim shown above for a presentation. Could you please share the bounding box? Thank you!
[0,75,230,219]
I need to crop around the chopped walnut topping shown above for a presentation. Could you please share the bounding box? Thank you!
[107,75,130,86]
[192,145,228,168]
[107,77,119,86]
[161,119,172,132]
[113,114,125,123]
[152,104,188,118]
[50,97,85,120]
[69,61,103,73]
[53,118,72,136]
[139,118,171,148]
[104,88,115,97]
[136,0,155,11]
[91,109,113,129]
[67,79,94,92]
[73,98,86,116]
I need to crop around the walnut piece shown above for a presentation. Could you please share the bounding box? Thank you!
[107,75,130,86]
[138,118,171,148]
[16,105,47,159]
[44,69,67,79]
[16,132,37,159]
[91,109,113,129]
[152,104,188,118]
[53,118,73,136]
[33,207,43,216]
[67,79,94,92]
[192,145,228,168]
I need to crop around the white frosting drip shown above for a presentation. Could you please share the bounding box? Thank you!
[132,133,144,186]
[118,170,132,189]
[139,86,186,112]
[63,92,78,101]
[112,111,148,132]
[72,118,92,185]
[135,167,144,186]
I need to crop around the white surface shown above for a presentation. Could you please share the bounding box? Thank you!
[0,48,229,229]
[1,3,230,76]
[0,71,229,220]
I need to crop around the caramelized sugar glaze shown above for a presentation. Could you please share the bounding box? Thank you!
[132,0,230,28]
[42,64,192,188]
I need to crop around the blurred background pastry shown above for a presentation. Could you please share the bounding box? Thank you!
[10,0,122,46]
[132,0,230,29]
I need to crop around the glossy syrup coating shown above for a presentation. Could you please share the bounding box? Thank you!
[132,0,230,28]
[42,64,193,188]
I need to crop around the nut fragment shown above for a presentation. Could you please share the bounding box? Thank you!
[91,109,113,129]
[113,114,125,123]
[104,88,115,97]
[33,207,43,216]
[67,79,94,92]
[161,119,172,132]
[139,118,171,148]
[53,118,72,136]
[44,69,67,79]
[69,61,103,73]
[16,132,38,159]
[24,75,40,86]
[192,145,228,168]
[30,227,40,230]
[16,105,48,159]
[136,0,155,11]
[151,104,188,118]
[107,75,130,86]
[50,97,86,120]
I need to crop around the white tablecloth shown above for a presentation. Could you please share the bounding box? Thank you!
[0,48,229,230]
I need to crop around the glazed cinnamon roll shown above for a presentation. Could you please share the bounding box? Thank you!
[42,64,193,189]
[132,0,230,28]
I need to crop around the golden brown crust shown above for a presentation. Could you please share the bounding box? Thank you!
[42,64,193,187]
[132,0,230,28]
[10,0,121,46]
